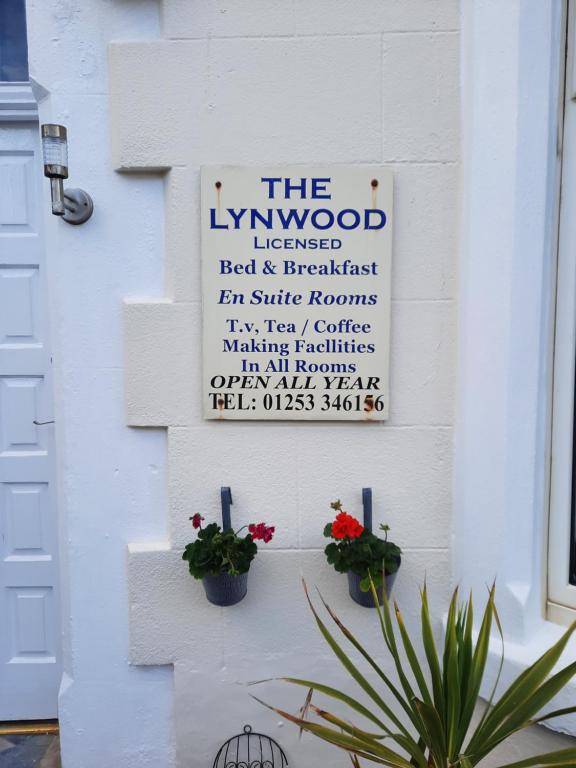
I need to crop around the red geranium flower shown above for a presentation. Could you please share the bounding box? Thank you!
[249,522,275,543]
[331,512,364,540]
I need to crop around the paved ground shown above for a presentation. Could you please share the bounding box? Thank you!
[0,734,60,767]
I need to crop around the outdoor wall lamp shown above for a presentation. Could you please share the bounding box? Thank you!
[41,124,94,225]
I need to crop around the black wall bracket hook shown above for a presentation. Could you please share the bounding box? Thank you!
[221,486,233,531]
[362,487,373,532]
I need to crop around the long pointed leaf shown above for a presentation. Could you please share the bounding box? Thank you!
[478,661,576,758]
[492,748,576,768]
[413,698,446,766]
[310,703,428,768]
[478,704,576,750]
[458,596,474,708]
[410,737,428,768]
[531,706,576,726]
[366,578,432,749]
[395,602,433,706]
[461,586,497,753]
[469,621,576,752]
[474,589,505,738]
[253,695,415,768]
[445,616,461,760]
[310,704,387,741]
[420,584,445,717]
[371,577,421,717]
[275,677,392,733]
[317,590,422,737]
[302,583,409,733]
[298,687,314,739]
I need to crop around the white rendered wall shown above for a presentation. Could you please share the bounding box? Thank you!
[113,2,459,766]
[23,0,576,766]
[26,2,175,767]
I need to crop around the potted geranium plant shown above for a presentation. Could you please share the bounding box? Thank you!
[324,500,401,607]
[182,514,275,606]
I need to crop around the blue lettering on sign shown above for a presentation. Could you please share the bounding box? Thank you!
[209,177,387,231]
[210,207,386,230]
[260,177,332,199]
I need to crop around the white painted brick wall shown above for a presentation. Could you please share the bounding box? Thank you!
[382,33,459,160]
[111,4,459,765]
[161,0,459,39]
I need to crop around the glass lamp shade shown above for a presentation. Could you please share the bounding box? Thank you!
[41,124,68,178]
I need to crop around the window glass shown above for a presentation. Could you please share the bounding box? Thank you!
[0,0,29,82]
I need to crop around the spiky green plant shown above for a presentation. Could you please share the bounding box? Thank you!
[255,582,576,768]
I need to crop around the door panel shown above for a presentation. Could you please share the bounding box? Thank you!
[0,151,36,230]
[0,119,60,720]
[0,265,41,343]
[3,483,49,555]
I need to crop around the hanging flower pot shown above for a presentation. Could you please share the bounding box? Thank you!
[202,571,249,607]
[182,513,275,607]
[347,569,399,608]
[323,500,402,608]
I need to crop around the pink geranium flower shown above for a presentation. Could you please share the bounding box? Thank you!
[249,522,275,543]
[190,513,204,529]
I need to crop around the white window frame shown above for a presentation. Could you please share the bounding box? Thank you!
[548,0,576,622]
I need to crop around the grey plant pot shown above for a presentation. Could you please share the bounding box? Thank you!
[347,569,398,608]
[202,572,248,606]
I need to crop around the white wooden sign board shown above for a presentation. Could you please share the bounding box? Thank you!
[201,166,393,421]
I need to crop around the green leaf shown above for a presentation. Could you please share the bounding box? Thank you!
[252,695,415,768]
[310,704,387,741]
[461,585,497,754]
[413,698,446,765]
[469,621,576,755]
[492,748,576,768]
[410,738,428,768]
[394,602,433,706]
[368,577,430,748]
[531,706,576,726]
[444,613,461,759]
[457,596,474,709]
[302,583,408,734]
[276,677,391,733]
[480,661,576,755]
[317,591,422,739]
[420,584,445,717]
[473,589,505,739]
[311,701,429,768]
[375,578,418,704]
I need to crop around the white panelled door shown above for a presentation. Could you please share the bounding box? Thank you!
[0,99,61,720]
